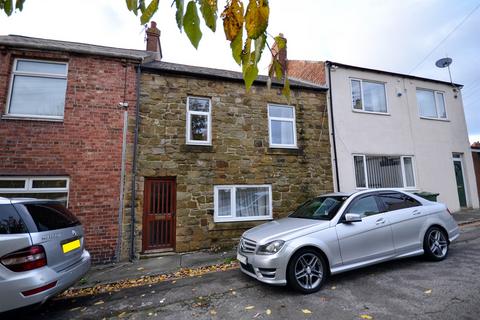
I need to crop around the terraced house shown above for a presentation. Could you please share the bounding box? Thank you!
[123,29,333,259]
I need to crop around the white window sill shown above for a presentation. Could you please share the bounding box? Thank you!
[186,141,212,146]
[214,216,273,223]
[269,144,298,149]
[419,116,449,122]
[1,114,64,122]
[352,109,390,116]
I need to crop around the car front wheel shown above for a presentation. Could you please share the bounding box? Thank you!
[287,249,327,294]
[423,227,449,261]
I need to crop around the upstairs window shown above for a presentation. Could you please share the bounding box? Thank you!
[351,79,387,113]
[0,177,69,206]
[416,89,447,119]
[186,96,212,145]
[6,59,68,119]
[354,155,416,189]
[268,104,297,148]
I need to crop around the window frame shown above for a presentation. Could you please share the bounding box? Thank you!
[267,103,297,149]
[213,184,273,223]
[185,96,212,145]
[353,154,417,190]
[350,78,389,115]
[416,88,448,121]
[0,176,70,206]
[5,58,68,121]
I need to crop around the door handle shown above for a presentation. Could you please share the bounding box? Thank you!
[412,210,421,216]
[376,218,386,225]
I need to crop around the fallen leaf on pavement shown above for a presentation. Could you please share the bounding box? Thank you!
[70,307,81,311]
[424,289,432,294]
[245,305,255,310]
[266,309,272,315]
[137,267,145,271]
[302,309,312,314]
[210,310,217,315]
[118,312,126,318]
[331,286,336,290]
[160,298,165,303]
[172,280,177,284]
[360,315,373,319]
[253,313,261,318]
[94,300,104,305]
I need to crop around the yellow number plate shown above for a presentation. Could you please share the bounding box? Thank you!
[62,239,81,253]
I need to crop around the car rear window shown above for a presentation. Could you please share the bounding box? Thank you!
[22,203,80,232]
[0,204,28,234]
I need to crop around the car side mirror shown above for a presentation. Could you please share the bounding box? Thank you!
[344,213,362,223]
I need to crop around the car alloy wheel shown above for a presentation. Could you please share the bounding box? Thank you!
[287,249,327,293]
[424,227,448,261]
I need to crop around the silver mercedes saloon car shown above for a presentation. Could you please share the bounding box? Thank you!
[237,189,459,293]
[0,198,91,312]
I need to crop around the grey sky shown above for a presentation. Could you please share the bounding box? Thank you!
[1,0,478,142]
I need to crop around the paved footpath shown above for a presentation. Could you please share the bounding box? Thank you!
[6,222,480,320]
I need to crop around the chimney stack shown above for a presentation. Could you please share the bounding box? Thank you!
[146,21,162,61]
[269,33,287,78]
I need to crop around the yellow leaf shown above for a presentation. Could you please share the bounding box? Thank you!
[424,289,432,294]
[221,0,244,41]
[118,312,126,318]
[360,315,373,319]
[331,286,336,290]
[172,280,177,284]
[245,305,255,310]
[302,309,312,314]
[94,300,104,305]
[210,309,217,315]
[245,0,269,39]
[137,267,144,271]
[266,309,272,315]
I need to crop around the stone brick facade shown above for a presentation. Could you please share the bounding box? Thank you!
[0,46,139,263]
[122,69,333,258]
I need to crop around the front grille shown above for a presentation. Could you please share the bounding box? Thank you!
[240,237,257,253]
[240,262,255,274]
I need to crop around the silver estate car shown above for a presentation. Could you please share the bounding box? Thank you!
[0,198,91,312]
[237,189,460,293]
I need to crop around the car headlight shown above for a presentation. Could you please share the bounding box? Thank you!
[257,240,285,255]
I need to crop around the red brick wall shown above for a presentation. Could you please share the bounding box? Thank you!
[0,48,138,263]
[472,151,480,200]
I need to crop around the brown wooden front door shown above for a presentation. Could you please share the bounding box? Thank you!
[142,177,176,251]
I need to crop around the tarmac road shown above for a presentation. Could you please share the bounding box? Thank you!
[6,222,480,320]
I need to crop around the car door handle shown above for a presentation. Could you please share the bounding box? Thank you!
[376,218,386,225]
[412,210,421,216]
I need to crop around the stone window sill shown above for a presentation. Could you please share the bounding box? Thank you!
[180,145,214,153]
[266,148,303,156]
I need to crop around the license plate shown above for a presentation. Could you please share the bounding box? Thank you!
[237,253,247,265]
[62,239,81,253]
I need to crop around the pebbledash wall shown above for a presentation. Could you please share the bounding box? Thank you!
[0,36,147,263]
[120,62,333,258]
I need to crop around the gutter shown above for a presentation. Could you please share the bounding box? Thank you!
[130,65,141,261]
[327,63,341,192]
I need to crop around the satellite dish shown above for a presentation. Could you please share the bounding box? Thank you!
[435,57,452,68]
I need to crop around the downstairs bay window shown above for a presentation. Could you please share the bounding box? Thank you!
[353,155,416,189]
[214,185,272,222]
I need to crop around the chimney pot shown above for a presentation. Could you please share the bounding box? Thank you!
[146,20,162,60]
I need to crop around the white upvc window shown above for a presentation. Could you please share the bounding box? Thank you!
[416,88,447,120]
[6,59,68,120]
[0,176,70,206]
[214,185,273,222]
[268,104,297,148]
[350,78,388,114]
[186,96,212,145]
[353,155,416,189]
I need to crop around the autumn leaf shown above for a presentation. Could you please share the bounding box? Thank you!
[424,289,432,294]
[140,0,159,25]
[266,309,272,315]
[175,0,184,30]
[15,0,24,11]
[360,315,373,320]
[210,309,217,315]
[243,63,258,92]
[94,300,104,305]
[282,76,290,99]
[126,0,137,12]
[230,32,243,65]
[183,1,202,49]
[199,0,217,32]
[253,33,266,63]
[302,309,312,314]
[221,0,244,41]
[245,0,269,39]
[245,305,255,310]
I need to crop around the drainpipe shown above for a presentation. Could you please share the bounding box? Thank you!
[327,63,341,192]
[130,65,141,261]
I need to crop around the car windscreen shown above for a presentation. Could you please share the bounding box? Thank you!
[289,196,347,220]
[21,203,80,232]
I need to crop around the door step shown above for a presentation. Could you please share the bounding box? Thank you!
[139,249,175,259]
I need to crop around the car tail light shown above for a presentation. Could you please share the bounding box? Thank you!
[22,281,57,296]
[0,245,47,272]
